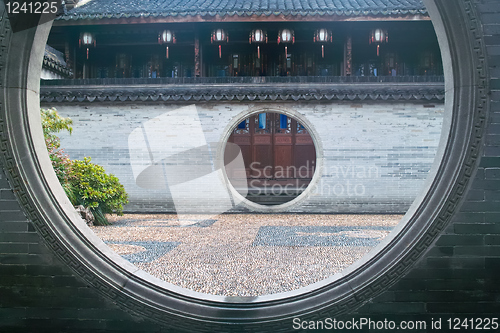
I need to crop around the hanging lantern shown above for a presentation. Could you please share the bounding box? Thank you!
[79,32,96,60]
[249,29,267,59]
[369,28,388,56]
[313,28,333,58]
[277,29,294,58]
[212,29,227,43]
[250,29,267,43]
[211,29,228,58]
[277,29,294,44]
[159,30,175,44]
[158,30,176,59]
[81,32,94,46]
[314,28,332,43]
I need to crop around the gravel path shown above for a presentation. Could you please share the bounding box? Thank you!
[91,214,402,297]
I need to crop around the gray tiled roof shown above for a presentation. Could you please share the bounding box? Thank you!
[44,45,67,67]
[43,45,72,77]
[40,82,444,103]
[61,0,427,21]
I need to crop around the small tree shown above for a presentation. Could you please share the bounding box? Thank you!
[41,108,128,225]
[67,157,128,225]
[40,107,73,183]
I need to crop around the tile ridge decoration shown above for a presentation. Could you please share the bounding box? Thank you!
[39,84,445,103]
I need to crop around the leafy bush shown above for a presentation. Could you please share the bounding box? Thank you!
[40,108,73,183]
[67,157,128,226]
[41,108,128,226]
[41,107,73,138]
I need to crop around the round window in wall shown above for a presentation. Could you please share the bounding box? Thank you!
[224,112,317,206]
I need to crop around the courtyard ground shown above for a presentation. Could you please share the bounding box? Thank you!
[91,214,403,297]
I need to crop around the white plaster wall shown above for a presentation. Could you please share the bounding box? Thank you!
[49,101,444,213]
[41,68,65,79]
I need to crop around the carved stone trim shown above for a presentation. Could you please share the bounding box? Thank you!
[40,83,445,103]
[0,1,489,331]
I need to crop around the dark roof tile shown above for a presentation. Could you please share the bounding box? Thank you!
[43,45,72,77]
[44,45,67,66]
[62,0,426,20]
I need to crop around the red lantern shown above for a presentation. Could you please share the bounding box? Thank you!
[249,29,267,59]
[79,32,96,60]
[159,30,175,44]
[369,28,388,56]
[314,28,333,58]
[278,29,294,44]
[277,29,294,58]
[211,29,228,58]
[158,30,176,59]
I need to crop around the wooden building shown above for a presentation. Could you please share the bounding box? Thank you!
[48,0,442,80]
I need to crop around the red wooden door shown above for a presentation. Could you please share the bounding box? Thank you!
[226,113,316,204]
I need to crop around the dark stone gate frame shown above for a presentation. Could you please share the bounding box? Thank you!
[0,1,488,331]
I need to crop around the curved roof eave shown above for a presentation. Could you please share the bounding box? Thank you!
[56,10,429,24]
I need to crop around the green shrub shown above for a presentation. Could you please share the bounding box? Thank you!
[67,157,128,226]
[40,107,73,138]
[41,108,128,226]
[40,108,73,184]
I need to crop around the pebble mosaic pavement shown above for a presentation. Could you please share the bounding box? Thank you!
[93,214,403,296]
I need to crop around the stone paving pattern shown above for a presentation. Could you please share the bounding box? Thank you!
[93,214,402,296]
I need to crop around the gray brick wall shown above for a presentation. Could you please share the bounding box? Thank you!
[349,0,500,320]
[49,101,444,213]
[0,169,160,332]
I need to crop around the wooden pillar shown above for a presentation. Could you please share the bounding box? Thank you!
[64,41,72,78]
[199,39,203,77]
[344,35,352,76]
[65,32,78,78]
[73,45,78,78]
[194,32,200,77]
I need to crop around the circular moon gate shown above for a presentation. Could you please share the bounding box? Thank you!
[225,111,317,206]
[0,1,488,332]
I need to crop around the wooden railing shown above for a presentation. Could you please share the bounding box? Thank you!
[40,75,445,86]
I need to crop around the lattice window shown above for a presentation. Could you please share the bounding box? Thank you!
[275,114,291,134]
[255,113,271,134]
[234,119,249,134]
[297,121,308,134]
